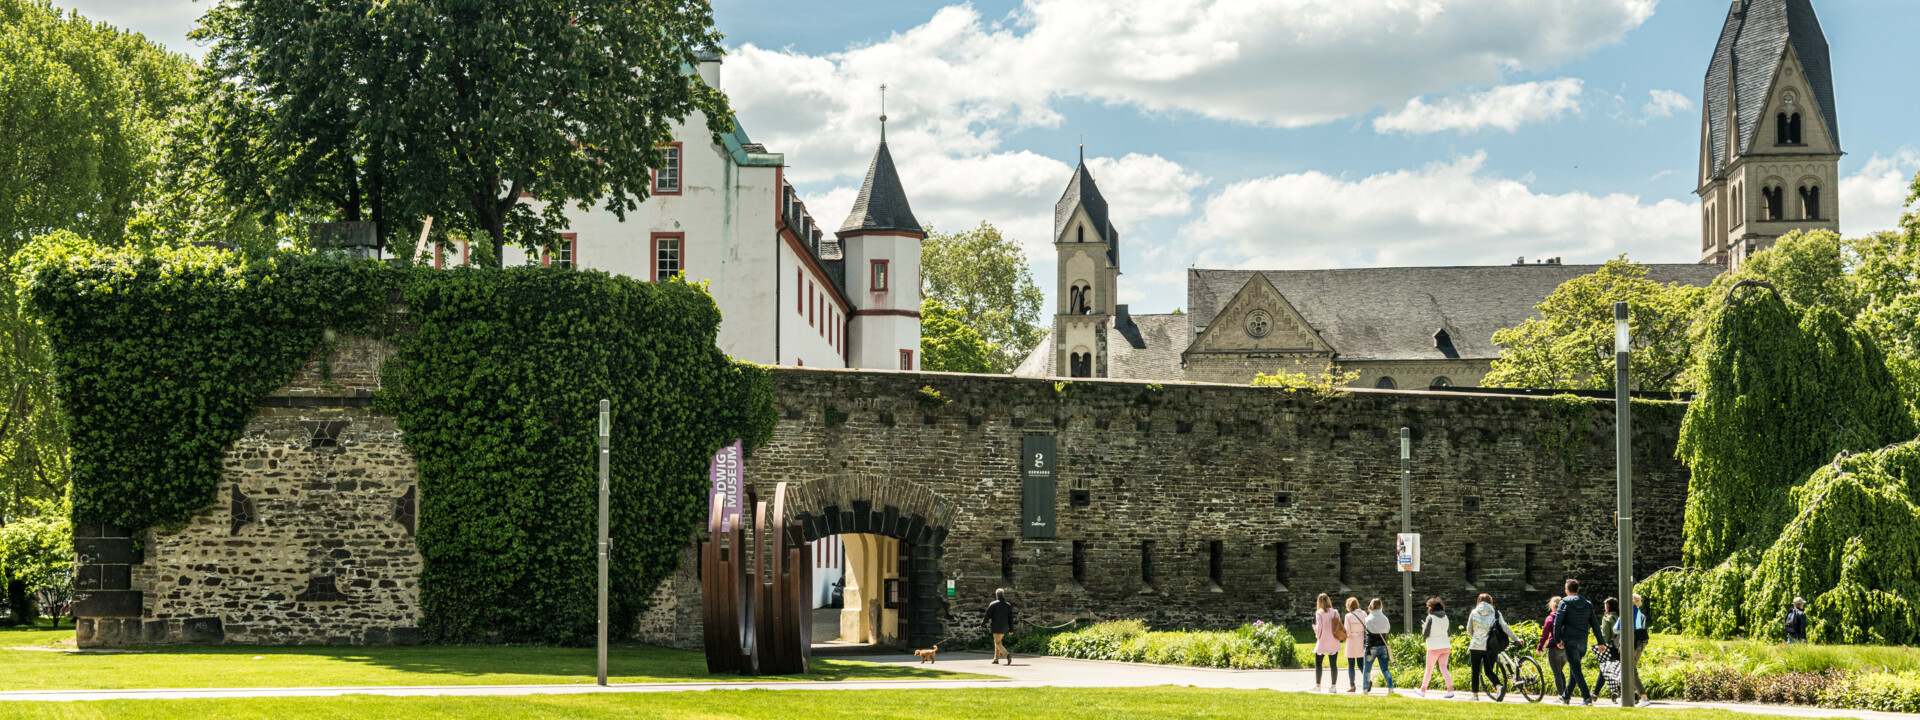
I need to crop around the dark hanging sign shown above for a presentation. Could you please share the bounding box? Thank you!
[1022,435,1056,538]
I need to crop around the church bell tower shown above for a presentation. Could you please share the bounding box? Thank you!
[1697,0,1842,268]
[1051,150,1120,378]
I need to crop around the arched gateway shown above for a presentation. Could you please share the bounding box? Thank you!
[701,474,952,674]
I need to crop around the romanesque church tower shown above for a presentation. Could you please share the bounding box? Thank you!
[1052,153,1121,377]
[1698,0,1841,268]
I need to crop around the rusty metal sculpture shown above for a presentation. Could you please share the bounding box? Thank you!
[703,482,810,675]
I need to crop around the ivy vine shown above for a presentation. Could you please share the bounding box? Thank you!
[22,235,394,533]
[26,237,777,646]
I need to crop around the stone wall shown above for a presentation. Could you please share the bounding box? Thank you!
[74,337,424,647]
[79,357,1687,647]
[729,367,1687,643]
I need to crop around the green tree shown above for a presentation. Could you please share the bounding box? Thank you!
[921,222,1045,372]
[919,299,994,373]
[1485,257,1706,392]
[194,0,734,264]
[0,1,192,528]
[1250,362,1360,398]
[0,497,71,626]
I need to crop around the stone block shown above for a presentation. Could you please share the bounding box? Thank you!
[75,537,141,564]
[184,616,225,643]
[73,590,142,618]
[391,627,423,646]
[142,619,171,644]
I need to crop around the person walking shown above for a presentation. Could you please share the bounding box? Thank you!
[1362,598,1395,695]
[1343,597,1367,692]
[1552,579,1606,706]
[1600,597,1620,651]
[1419,597,1455,698]
[1624,593,1650,704]
[1465,593,1516,701]
[1784,597,1809,644]
[984,588,1015,665]
[1312,593,1342,692]
[1539,596,1567,698]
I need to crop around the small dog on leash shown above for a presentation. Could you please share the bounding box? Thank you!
[914,645,939,663]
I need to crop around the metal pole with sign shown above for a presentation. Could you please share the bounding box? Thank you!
[1400,427,1414,633]
[597,399,610,686]
[1615,303,1637,708]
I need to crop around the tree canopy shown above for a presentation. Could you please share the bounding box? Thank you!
[193,0,734,263]
[1484,258,1706,392]
[920,222,1045,372]
[919,299,994,373]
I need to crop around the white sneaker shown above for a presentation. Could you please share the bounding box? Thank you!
[1418,689,1427,697]
[1444,691,1455,699]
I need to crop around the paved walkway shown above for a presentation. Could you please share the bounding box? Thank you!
[0,650,1911,719]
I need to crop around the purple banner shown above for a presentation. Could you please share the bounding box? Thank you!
[708,439,744,532]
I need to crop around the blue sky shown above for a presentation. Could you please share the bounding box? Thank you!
[68,0,1920,315]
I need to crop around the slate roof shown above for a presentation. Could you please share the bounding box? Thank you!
[838,141,922,234]
[1702,0,1838,184]
[1053,162,1118,266]
[1011,310,1188,380]
[1187,264,1726,362]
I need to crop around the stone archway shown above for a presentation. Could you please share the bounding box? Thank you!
[784,475,952,650]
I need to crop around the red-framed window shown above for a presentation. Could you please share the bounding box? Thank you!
[871,259,889,292]
[650,233,683,281]
[808,282,815,327]
[653,143,682,195]
[899,349,914,371]
[541,233,578,269]
[795,269,803,315]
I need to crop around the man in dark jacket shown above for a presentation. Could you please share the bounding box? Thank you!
[984,588,1015,665]
[1784,597,1808,643]
[1551,579,1606,705]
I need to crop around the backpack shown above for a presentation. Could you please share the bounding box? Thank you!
[1330,611,1348,643]
[1484,611,1512,656]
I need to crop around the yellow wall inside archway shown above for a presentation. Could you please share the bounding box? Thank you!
[838,533,900,645]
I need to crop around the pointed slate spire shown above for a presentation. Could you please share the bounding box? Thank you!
[838,140,921,235]
[1053,157,1117,265]
[1702,0,1838,182]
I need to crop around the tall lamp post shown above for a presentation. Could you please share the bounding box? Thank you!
[1614,303,1637,708]
[597,399,611,686]
[1400,427,1413,633]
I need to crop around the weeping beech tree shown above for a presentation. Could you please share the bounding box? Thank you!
[1643,281,1919,642]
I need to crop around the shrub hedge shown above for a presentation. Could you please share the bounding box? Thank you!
[1036,620,1301,669]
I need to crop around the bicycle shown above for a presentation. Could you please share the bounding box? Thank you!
[1483,649,1549,703]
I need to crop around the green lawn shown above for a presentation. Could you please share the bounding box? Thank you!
[0,620,989,691]
[0,686,1815,719]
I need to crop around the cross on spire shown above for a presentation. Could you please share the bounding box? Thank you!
[879,83,888,141]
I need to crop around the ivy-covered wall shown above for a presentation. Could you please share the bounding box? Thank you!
[35,242,775,646]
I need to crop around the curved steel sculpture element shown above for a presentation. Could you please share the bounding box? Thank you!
[703,483,810,675]
[702,487,762,674]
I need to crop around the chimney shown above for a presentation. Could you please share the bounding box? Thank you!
[696,51,722,89]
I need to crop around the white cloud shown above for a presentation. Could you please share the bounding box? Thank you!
[1641,89,1693,121]
[1180,152,1699,270]
[1840,150,1920,237]
[62,1,206,56]
[1373,79,1584,135]
[727,0,1657,185]
[805,151,1205,259]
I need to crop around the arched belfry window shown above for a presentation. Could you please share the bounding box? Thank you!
[1776,112,1804,145]
[1069,282,1093,315]
[1077,226,1084,243]
[1069,352,1092,378]
[1799,185,1821,220]
[1763,186,1785,221]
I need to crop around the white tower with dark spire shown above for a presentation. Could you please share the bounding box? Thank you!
[839,112,925,371]
[1051,150,1121,378]
[1698,0,1842,267]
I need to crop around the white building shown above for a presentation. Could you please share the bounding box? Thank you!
[464,54,924,372]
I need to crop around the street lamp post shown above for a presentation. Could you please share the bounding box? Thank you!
[1400,427,1413,634]
[597,399,611,686]
[1614,303,1637,708]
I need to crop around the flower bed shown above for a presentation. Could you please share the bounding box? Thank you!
[1018,620,1301,669]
